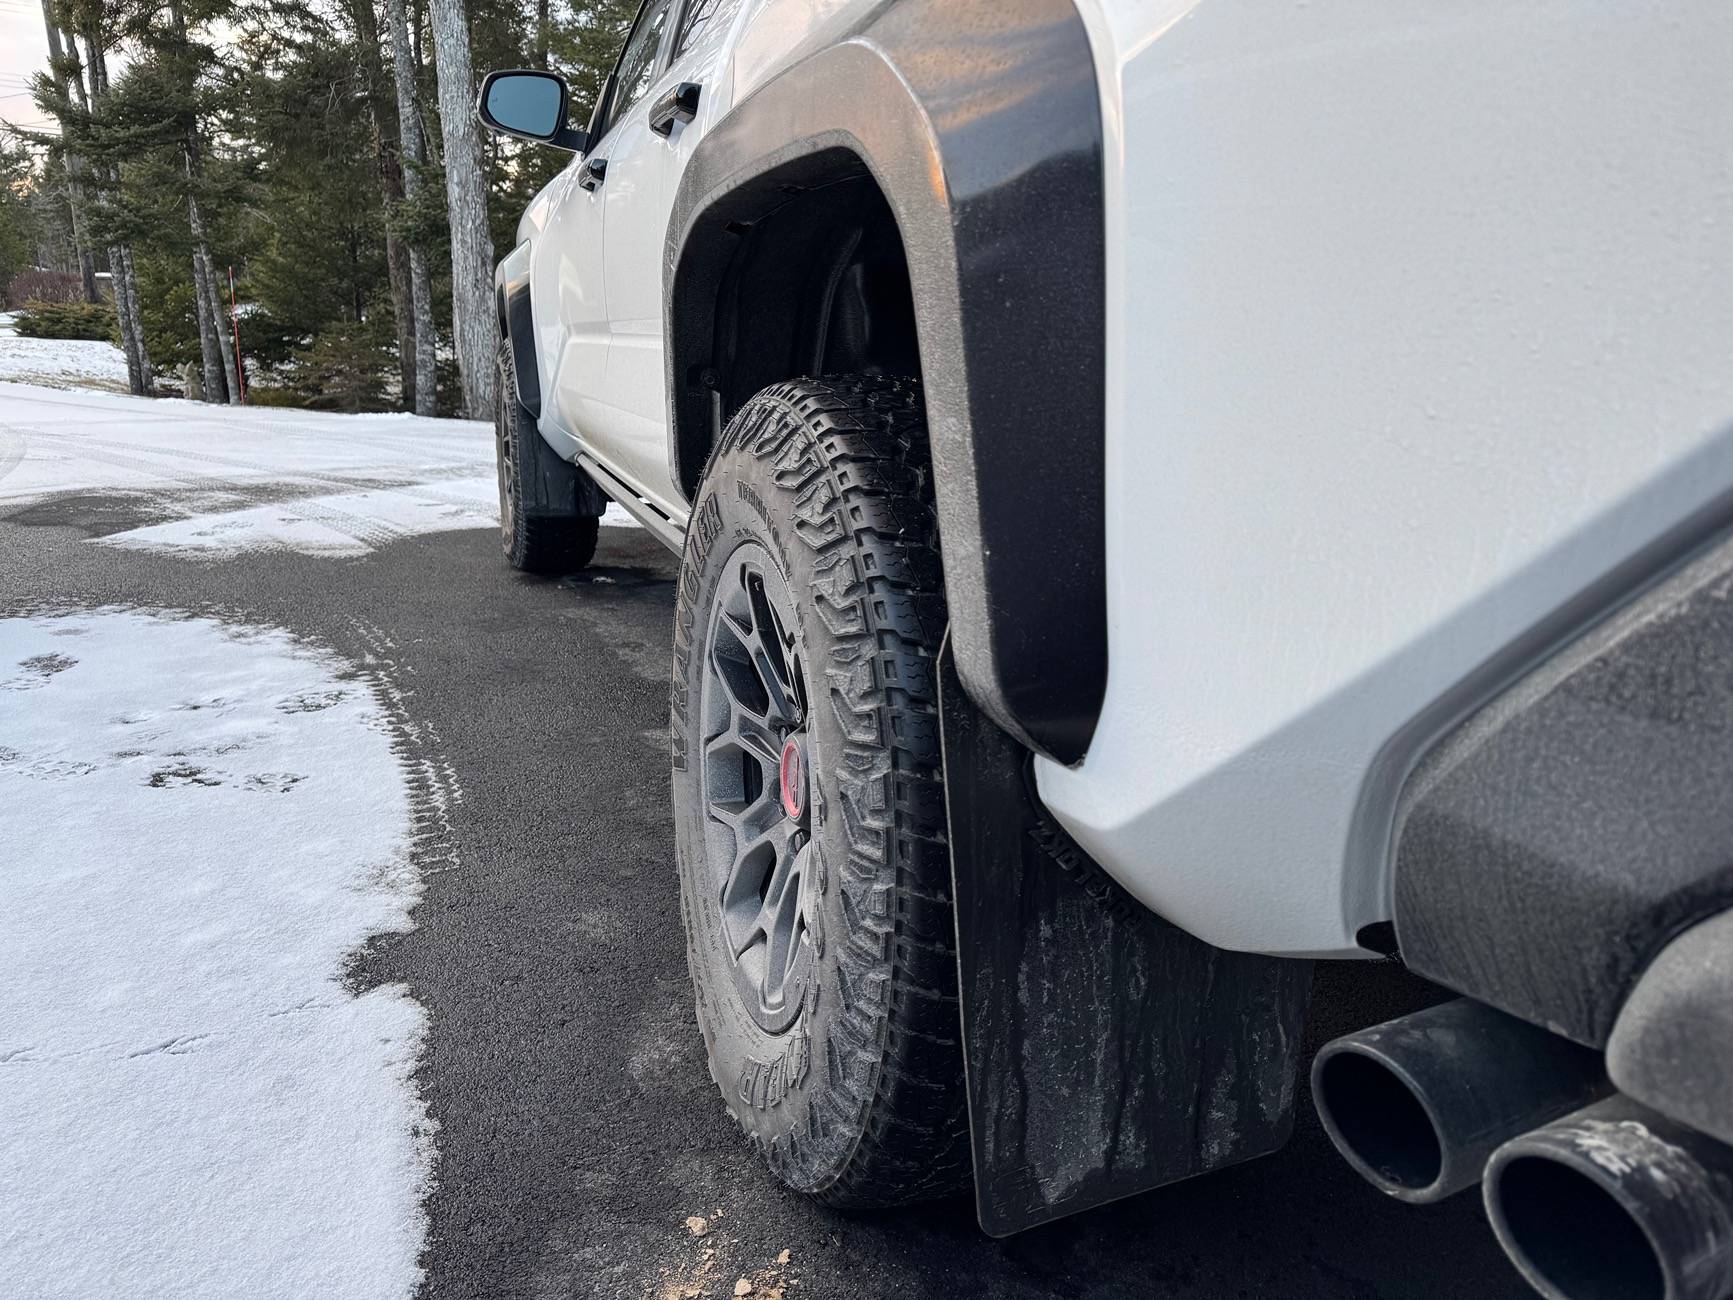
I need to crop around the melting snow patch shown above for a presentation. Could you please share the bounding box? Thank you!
[0,383,642,555]
[99,481,640,558]
[100,477,504,558]
[0,608,432,1299]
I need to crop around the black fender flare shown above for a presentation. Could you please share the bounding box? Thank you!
[495,261,541,419]
[663,0,1106,765]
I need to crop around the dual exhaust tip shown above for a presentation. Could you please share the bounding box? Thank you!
[1312,999,1733,1300]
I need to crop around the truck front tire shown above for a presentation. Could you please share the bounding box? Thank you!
[671,375,970,1206]
[494,341,597,575]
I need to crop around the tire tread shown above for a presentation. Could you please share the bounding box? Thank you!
[496,341,597,575]
[683,374,971,1207]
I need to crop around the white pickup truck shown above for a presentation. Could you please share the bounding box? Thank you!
[477,4,1733,1294]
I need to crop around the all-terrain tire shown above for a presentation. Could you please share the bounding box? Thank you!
[671,375,970,1207]
[495,341,597,575]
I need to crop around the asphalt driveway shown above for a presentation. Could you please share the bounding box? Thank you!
[0,387,1533,1300]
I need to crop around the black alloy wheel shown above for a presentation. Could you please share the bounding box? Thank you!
[699,542,815,1032]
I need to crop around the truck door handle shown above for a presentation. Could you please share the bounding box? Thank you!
[578,156,607,191]
[649,82,701,137]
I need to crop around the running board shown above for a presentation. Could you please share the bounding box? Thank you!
[576,453,687,554]
[937,638,1313,1236]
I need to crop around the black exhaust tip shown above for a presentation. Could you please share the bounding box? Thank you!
[1313,1049,1443,1195]
[1486,1154,1663,1300]
[1311,998,1607,1204]
[1484,1097,1733,1300]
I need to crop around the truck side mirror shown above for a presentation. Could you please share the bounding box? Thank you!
[476,69,590,153]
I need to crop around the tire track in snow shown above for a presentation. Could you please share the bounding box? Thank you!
[0,424,25,486]
[345,616,465,888]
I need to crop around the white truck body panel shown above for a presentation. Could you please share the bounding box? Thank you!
[507,0,1733,959]
[1040,0,1733,955]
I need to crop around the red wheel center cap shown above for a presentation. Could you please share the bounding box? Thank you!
[779,737,807,820]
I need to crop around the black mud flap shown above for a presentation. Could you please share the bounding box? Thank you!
[938,640,1313,1236]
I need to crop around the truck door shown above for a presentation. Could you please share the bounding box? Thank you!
[548,0,675,509]
[596,0,741,518]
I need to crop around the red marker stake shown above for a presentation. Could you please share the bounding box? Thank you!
[228,265,246,404]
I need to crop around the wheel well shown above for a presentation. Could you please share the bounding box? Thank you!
[669,151,920,501]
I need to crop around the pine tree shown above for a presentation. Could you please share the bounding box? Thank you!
[0,145,50,293]
[234,23,391,395]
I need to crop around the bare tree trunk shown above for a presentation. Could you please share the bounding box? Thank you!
[109,246,143,388]
[81,30,153,396]
[386,0,437,415]
[407,252,437,414]
[188,220,226,403]
[534,0,549,68]
[200,241,239,402]
[190,201,231,404]
[168,0,233,404]
[66,190,98,302]
[115,247,153,393]
[186,180,228,403]
[384,237,416,405]
[120,247,147,337]
[426,0,495,420]
[212,254,239,399]
[59,25,101,304]
[187,152,239,403]
[38,5,100,304]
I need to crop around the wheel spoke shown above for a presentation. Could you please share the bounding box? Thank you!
[719,817,797,955]
[708,632,773,728]
[757,838,809,997]
[743,572,799,726]
[753,645,797,727]
[703,717,779,780]
[733,708,781,767]
[707,775,779,839]
[788,643,808,723]
[495,421,514,540]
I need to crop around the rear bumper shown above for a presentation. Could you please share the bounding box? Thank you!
[1394,527,1733,1051]
[1393,530,1733,1150]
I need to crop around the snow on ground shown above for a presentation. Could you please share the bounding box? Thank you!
[0,344,660,1294]
[103,476,504,558]
[0,609,432,1299]
[0,333,131,393]
[0,381,637,555]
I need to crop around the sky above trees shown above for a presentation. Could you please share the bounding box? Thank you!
[1,5,56,132]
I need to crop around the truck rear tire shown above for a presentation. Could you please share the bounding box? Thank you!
[671,375,970,1207]
[494,342,597,575]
